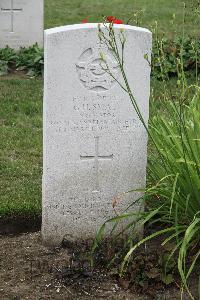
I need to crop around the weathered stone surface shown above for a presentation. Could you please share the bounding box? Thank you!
[0,0,43,48]
[42,23,152,246]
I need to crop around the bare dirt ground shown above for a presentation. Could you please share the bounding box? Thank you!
[0,232,197,300]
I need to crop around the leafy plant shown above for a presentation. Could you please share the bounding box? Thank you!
[0,46,16,62]
[92,21,200,299]
[152,36,200,79]
[0,60,9,76]
[0,44,43,77]
[16,44,44,77]
[0,46,16,75]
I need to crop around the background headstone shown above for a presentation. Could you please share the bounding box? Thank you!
[0,0,43,48]
[42,24,152,246]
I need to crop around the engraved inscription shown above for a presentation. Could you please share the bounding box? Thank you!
[73,96,116,118]
[76,45,120,91]
[50,118,141,133]
[80,136,113,191]
[48,94,143,133]
[46,201,111,222]
[46,192,114,221]
[1,0,23,33]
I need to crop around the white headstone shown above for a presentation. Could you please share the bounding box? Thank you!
[0,0,43,49]
[42,24,151,246]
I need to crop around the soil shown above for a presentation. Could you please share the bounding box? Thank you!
[1,68,28,79]
[0,215,41,235]
[0,232,197,300]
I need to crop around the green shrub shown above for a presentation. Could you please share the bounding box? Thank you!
[0,46,16,63]
[152,36,200,79]
[16,44,44,77]
[0,44,43,77]
[0,60,9,76]
[0,47,16,75]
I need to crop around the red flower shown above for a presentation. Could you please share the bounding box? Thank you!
[113,18,123,24]
[81,19,88,23]
[106,16,116,22]
[106,16,123,24]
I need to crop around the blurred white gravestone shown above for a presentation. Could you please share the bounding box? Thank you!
[42,24,152,246]
[0,0,43,48]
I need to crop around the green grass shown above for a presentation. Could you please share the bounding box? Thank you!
[45,0,199,35]
[0,79,42,215]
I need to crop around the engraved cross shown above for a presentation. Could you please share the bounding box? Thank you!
[1,0,23,33]
[80,136,113,192]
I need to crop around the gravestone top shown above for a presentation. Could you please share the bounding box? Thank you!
[42,23,152,246]
[45,23,151,35]
[0,0,43,49]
